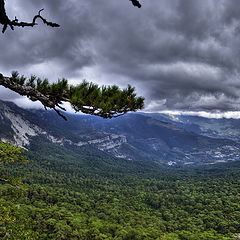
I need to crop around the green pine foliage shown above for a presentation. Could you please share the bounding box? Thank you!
[0,142,27,185]
[0,142,26,164]
[10,71,144,119]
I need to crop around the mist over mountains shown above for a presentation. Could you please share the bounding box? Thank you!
[1,99,240,166]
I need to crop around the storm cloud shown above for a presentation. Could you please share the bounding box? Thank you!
[1,0,240,114]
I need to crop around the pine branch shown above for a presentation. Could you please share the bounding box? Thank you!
[0,0,59,33]
[0,72,144,120]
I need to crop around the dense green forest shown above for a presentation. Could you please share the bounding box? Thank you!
[0,138,240,239]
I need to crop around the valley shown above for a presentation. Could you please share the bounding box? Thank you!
[1,100,240,239]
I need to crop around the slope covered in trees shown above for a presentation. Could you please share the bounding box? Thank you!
[0,139,239,239]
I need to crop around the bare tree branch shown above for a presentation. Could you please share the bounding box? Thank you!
[0,0,60,33]
[0,0,142,33]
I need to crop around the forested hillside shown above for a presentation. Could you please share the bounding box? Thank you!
[0,138,240,239]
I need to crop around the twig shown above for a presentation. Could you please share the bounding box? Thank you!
[0,0,60,33]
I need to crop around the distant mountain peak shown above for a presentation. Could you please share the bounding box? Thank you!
[1,100,240,166]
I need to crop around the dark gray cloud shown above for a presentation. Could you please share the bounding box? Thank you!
[1,0,240,114]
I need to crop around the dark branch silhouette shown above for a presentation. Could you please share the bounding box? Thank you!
[0,0,142,33]
[0,0,60,33]
[130,0,142,8]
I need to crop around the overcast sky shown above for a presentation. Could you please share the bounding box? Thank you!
[1,0,240,117]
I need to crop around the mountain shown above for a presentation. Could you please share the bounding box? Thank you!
[82,114,240,165]
[143,113,240,142]
[0,100,129,157]
[1,100,240,166]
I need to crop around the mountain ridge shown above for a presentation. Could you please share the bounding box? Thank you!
[1,100,240,166]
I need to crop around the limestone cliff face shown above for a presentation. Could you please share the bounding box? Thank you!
[2,100,240,166]
[2,104,44,147]
[0,100,130,159]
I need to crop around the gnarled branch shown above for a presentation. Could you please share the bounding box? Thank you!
[0,72,144,120]
[0,0,142,33]
[0,0,59,33]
